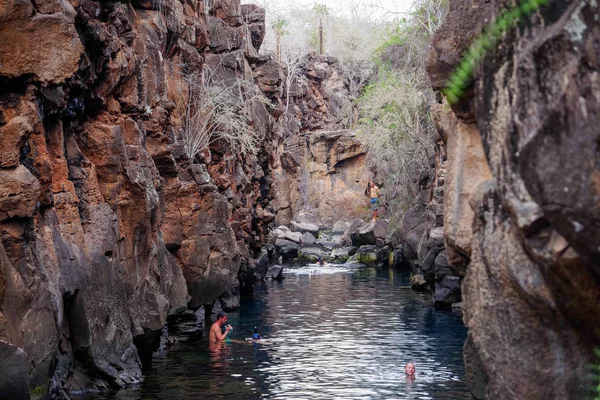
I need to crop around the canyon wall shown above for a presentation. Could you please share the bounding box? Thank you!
[271,55,369,228]
[428,0,600,398]
[0,0,366,396]
[0,0,281,396]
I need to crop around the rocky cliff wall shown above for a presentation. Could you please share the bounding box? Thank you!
[428,0,600,398]
[0,0,367,395]
[0,0,285,396]
[271,55,369,227]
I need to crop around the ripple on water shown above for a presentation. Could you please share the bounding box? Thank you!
[78,265,469,400]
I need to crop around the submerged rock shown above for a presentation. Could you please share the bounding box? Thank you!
[265,265,284,280]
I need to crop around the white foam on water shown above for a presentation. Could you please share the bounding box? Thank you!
[283,262,364,276]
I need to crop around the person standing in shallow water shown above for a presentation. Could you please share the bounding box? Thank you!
[209,311,232,345]
[367,181,380,221]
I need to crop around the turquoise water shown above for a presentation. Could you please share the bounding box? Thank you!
[83,265,470,399]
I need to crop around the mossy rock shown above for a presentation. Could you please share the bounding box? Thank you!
[355,246,378,266]
[30,379,50,399]
[334,254,349,263]
[358,252,378,266]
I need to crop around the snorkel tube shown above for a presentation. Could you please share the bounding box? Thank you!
[224,325,233,343]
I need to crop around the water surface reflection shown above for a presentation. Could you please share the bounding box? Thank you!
[82,266,469,399]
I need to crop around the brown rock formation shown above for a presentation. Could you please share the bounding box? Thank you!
[272,55,368,227]
[429,0,600,398]
[0,0,281,395]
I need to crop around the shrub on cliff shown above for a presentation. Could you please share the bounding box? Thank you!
[356,0,447,226]
[181,67,263,161]
[357,70,435,222]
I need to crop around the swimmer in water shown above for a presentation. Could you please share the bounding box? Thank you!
[317,256,326,266]
[405,362,416,379]
[252,327,261,341]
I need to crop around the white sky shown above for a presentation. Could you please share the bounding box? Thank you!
[242,0,414,20]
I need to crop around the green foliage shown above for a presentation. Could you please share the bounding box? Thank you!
[443,0,550,104]
[357,70,436,223]
[312,3,330,17]
[272,18,289,36]
[374,24,407,57]
[354,0,447,228]
[30,379,50,399]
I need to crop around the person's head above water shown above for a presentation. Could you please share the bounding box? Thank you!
[216,311,228,326]
[252,326,261,340]
[405,363,415,378]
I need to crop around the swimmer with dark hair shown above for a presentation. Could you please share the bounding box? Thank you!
[252,327,261,341]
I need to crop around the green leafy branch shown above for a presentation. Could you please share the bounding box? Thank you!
[442,0,549,104]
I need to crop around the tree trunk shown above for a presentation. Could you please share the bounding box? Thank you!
[276,33,281,62]
[319,19,323,55]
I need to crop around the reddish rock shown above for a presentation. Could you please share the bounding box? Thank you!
[0,0,276,395]
[0,12,83,83]
[0,166,40,221]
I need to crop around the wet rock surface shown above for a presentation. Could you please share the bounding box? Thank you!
[429,0,600,397]
[0,341,30,400]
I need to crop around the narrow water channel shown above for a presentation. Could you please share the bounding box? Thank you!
[84,265,469,399]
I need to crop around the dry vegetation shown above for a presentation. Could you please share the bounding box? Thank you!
[181,64,264,161]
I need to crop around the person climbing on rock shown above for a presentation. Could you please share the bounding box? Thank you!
[367,180,380,221]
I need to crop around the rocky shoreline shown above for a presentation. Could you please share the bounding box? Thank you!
[269,216,461,309]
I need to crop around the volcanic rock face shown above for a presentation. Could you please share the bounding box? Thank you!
[272,55,368,227]
[0,0,280,395]
[428,0,600,398]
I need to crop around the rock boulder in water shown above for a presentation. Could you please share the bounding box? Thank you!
[434,251,452,281]
[340,218,366,246]
[350,219,389,247]
[411,273,431,293]
[433,276,461,308]
[397,204,427,262]
[354,245,378,266]
[330,246,358,262]
[301,232,317,245]
[265,265,284,280]
[0,341,29,400]
[274,239,299,261]
[254,248,270,280]
[297,247,330,263]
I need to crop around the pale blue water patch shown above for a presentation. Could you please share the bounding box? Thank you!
[80,265,470,399]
